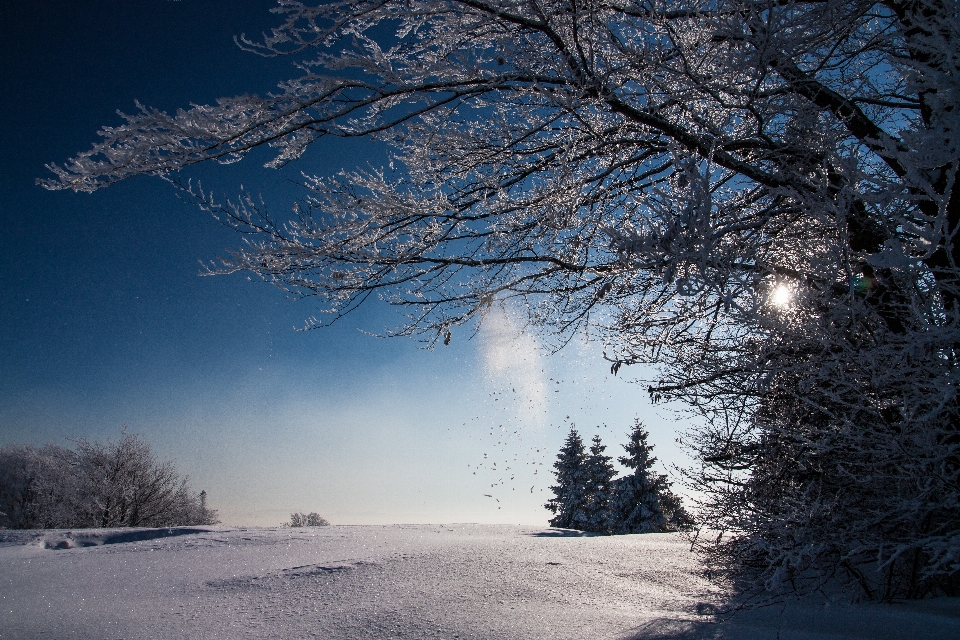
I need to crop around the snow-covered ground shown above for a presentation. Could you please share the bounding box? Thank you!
[0,525,957,639]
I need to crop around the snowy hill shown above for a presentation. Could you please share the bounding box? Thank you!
[0,525,957,639]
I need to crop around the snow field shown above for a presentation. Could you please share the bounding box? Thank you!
[0,525,957,639]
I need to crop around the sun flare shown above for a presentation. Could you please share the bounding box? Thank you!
[770,284,793,308]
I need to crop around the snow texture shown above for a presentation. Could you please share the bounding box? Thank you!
[0,525,957,639]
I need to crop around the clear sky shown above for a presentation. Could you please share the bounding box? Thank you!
[0,0,693,526]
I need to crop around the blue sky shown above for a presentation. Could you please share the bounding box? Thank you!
[0,0,691,526]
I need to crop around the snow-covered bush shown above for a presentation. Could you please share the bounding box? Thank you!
[286,512,330,527]
[0,432,219,529]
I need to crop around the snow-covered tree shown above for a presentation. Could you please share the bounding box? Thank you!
[582,435,617,533]
[42,0,960,598]
[547,425,690,535]
[0,443,97,529]
[545,428,589,530]
[73,432,184,528]
[0,443,90,529]
[0,432,218,529]
[656,486,693,534]
[0,447,35,528]
[195,490,220,526]
[607,420,691,534]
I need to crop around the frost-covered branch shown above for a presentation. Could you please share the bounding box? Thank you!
[42,0,960,599]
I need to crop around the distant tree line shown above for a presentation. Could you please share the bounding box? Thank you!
[0,431,219,529]
[546,421,692,535]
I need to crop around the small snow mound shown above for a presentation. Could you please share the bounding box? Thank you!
[38,527,210,550]
[39,532,99,550]
[42,538,73,550]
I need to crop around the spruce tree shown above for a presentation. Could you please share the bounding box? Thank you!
[607,420,691,534]
[582,435,617,533]
[544,428,588,530]
[657,485,694,532]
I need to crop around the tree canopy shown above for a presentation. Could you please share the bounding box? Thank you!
[42,0,960,599]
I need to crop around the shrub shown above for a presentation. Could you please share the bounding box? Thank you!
[287,512,330,527]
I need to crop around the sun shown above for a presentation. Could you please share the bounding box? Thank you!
[770,284,793,309]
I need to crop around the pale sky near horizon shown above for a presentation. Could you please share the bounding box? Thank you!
[0,0,694,526]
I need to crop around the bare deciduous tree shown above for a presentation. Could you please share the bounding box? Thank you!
[0,432,219,529]
[42,0,960,598]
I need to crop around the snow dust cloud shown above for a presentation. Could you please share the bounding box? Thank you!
[480,305,548,428]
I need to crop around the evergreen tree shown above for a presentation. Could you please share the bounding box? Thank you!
[657,486,694,533]
[607,420,691,534]
[582,435,617,534]
[544,428,588,530]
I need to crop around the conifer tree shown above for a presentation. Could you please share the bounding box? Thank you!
[607,420,691,534]
[582,435,617,534]
[544,428,588,530]
[657,486,694,533]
